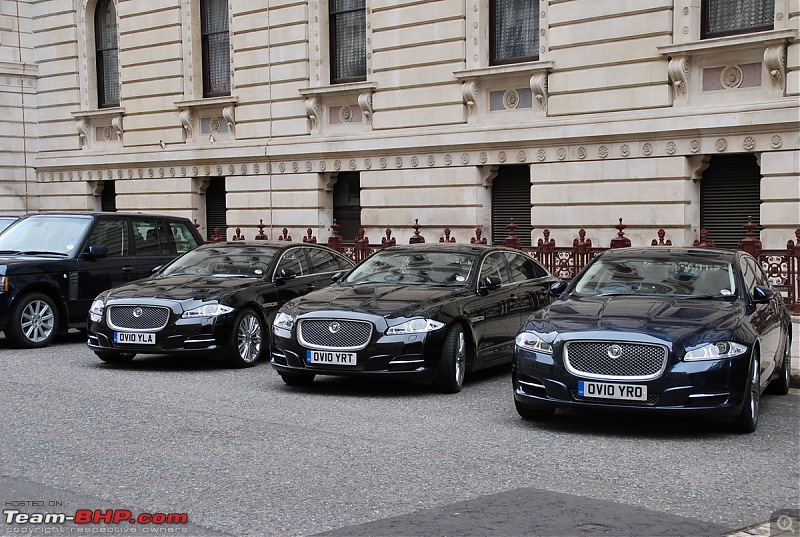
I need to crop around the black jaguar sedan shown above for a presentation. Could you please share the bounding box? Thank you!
[271,243,557,392]
[87,241,354,367]
[512,247,793,433]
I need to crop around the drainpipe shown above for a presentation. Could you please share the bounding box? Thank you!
[15,0,30,212]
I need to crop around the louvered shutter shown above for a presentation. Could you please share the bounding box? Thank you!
[492,166,532,246]
[700,154,761,250]
[205,177,227,240]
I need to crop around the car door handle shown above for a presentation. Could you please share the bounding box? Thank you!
[122,266,135,272]
[510,293,519,300]
[306,284,316,291]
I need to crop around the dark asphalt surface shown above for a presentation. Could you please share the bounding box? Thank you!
[1,332,798,537]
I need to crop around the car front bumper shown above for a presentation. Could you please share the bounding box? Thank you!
[512,346,752,417]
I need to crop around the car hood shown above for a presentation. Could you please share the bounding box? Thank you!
[0,256,75,274]
[527,294,745,347]
[292,283,468,318]
[105,274,261,303]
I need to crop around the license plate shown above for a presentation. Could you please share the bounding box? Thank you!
[578,381,647,401]
[306,350,357,366]
[114,332,156,345]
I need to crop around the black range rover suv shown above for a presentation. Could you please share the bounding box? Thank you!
[0,212,204,348]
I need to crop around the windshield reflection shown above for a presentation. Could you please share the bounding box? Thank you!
[345,250,476,286]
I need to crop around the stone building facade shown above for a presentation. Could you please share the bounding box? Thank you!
[0,0,798,249]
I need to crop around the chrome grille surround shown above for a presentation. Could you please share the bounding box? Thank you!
[564,341,668,381]
[107,305,170,331]
[298,319,372,351]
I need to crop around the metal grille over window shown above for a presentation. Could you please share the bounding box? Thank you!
[331,0,366,83]
[564,342,668,381]
[703,0,774,38]
[491,0,539,65]
[298,319,372,350]
[202,0,230,97]
[95,0,119,107]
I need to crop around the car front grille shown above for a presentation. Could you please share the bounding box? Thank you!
[564,341,667,381]
[107,305,170,331]
[298,319,372,350]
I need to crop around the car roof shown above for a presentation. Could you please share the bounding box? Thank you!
[599,246,738,260]
[377,242,501,255]
[19,212,194,221]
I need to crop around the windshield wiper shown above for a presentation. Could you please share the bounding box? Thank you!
[679,294,736,301]
[0,250,23,255]
[19,250,69,257]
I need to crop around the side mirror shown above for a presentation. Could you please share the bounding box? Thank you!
[550,281,568,296]
[275,267,297,283]
[331,271,346,283]
[151,265,163,276]
[752,285,774,304]
[480,275,502,291]
[87,245,108,258]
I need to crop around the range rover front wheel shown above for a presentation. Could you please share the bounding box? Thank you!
[6,293,59,348]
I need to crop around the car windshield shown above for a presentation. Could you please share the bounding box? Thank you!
[0,216,91,256]
[345,250,476,286]
[0,217,18,234]
[161,244,279,278]
[573,255,737,298]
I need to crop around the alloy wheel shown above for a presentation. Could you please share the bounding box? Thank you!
[22,299,56,344]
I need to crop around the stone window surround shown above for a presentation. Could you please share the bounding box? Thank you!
[76,0,121,112]
[658,28,797,100]
[308,0,373,88]
[181,0,234,101]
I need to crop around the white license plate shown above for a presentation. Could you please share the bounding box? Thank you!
[578,381,647,401]
[306,350,357,366]
[114,332,156,345]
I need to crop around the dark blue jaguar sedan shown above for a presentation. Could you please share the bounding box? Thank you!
[512,247,792,433]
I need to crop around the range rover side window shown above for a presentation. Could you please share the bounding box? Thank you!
[87,219,128,257]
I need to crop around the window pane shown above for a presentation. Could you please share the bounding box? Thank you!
[331,0,366,83]
[202,0,230,96]
[492,0,539,64]
[95,0,119,107]
[703,0,773,37]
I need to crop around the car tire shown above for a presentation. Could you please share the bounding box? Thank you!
[6,292,59,349]
[515,399,555,420]
[730,355,760,434]
[94,350,136,363]
[225,308,264,368]
[766,334,791,396]
[434,324,467,394]
[279,373,316,386]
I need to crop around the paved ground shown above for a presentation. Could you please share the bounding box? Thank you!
[1,332,798,537]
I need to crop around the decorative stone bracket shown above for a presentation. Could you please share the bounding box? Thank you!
[299,81,377,133]
[454,61,554,118]
[659,29,797,101]
[71,107,125,148]
[175,96,239,143]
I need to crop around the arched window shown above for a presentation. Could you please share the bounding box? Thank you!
[95,0,119,108]
[201,0,230,97]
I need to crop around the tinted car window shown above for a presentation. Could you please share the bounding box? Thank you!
[276,248,311,277]
[480,252,510,283]
[87,219,129,257]
[133,220,160,256]
[506,253,547,281]
[307,247,351,274]
[170,222,200,255]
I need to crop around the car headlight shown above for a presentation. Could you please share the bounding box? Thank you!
[684,342,747,361]
[181,304,234,318]
[273,311,296,333]
[89,298,105,322]
[515,332,553,354]
[386,318,445,335]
